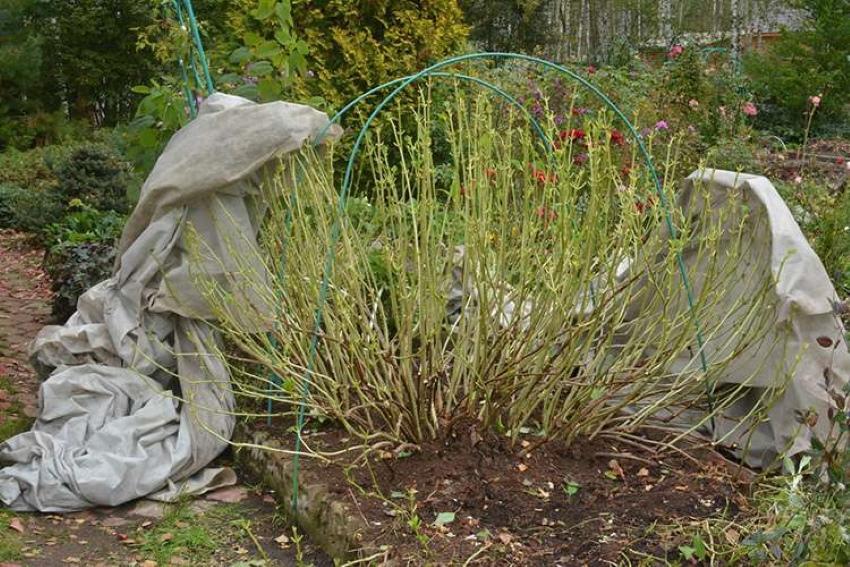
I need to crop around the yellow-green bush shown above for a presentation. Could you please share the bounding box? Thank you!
[290,0,468,109]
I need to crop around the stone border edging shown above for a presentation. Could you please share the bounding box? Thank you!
[233,423,369,561]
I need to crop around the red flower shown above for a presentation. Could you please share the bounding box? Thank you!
[620,165,632,177]
[558,129,586,144]
[586,65,597,74]
[573,153,588,166]
[610,129,626,147]
[535,206,558,223]
[531,168,558,185]
[634,195,656,214]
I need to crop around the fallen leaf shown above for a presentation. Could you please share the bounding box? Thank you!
[498,532,513,545]
[205,486,247,503]
[140,561,157,567]
[724,528,740,545]
[101,516,131,528]
[433,512,455,527]
[62,558,81,564]
[159,532,174,543]
[517,463,528,472]
[8,518,24,534]
[637,467,650,477]
[608,459,625,479]
[274,534,290,546]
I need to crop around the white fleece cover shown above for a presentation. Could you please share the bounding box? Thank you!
[0,94,337,511]
[663,169,850,467]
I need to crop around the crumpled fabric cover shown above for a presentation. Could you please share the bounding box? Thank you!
[0,93,336,511]
[659,169,850,467]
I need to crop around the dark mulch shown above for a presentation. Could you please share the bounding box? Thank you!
[256,418,754,565]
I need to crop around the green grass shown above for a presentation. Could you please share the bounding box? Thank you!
[0,416,33,443]
[137,504,218,565]
[0,376,33,443]
[0,511,23,562]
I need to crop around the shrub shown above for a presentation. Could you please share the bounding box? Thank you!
[743,0,850,137]
[0,183,63,236]
[778,179,850,295]
[53,143,132,213]
[195,92,774,449]
[216,0,469,110]
[43,203,125,321]
[44,241,118,323]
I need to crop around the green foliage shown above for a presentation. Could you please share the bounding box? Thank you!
[287,0,468,110]
[218,0,311,103]
[460,0,551,55]
[0,184,63,235]
[27,0,160,126]
[43,204,125,321]
[778,179,850,295]
[0,510,23,562]
[54,143,133,212]
[125,80,192,174]
[744,0,850,137]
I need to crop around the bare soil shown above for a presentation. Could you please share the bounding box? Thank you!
[255,417,754,565]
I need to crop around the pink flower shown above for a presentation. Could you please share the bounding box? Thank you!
[742,101,758,116]
[809,94,822,107]
[688,99,700,110]
[586,65,597,74]
[667,44,684,59]
[654,120,669,131]
[793,175,803,185]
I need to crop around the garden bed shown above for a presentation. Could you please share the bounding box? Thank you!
[240,419,754,565]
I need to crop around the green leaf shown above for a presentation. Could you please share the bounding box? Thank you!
[130,85,151,94]
[137,128,159,149]
[216,73,241,85]
[693,534,707,560]
[275,1,293,27]
[232,84,259,100]
[433,512,455,527]
[274,27,292,46]
[243,32,262,47]
[563,480,580,496]
[128,115,156,131]
[255,40,282,60]
[229,47,251,65]
[254,0,276,21]
[679,545,696,560]
[248,61,274,77]
[257,77,282,101]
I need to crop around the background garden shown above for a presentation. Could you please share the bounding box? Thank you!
[1,0,849,564]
